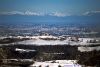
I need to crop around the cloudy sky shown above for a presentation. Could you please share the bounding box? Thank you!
[0,0,100,24]
[0,0,100,16]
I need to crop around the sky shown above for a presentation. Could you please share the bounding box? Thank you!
[0,0,100,24]
[0,0,100,16]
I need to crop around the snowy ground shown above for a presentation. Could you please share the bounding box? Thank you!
[30,60,81,67]
[78,46,100,52]
[15,36,100,46]
[1,35,100,52]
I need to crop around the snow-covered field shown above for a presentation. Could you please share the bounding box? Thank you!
[1,35,100,52]
[15,36,100,46]
[78,46,100,52]
[30,60,81,67]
